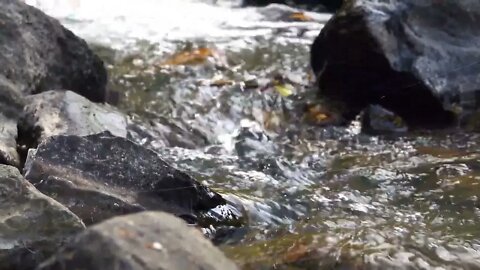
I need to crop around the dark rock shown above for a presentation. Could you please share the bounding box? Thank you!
[0,0,107,102]
[23,132,236,226]
[310,0,480,129]
[37,211,238,270]
[0,164,84,270]
[242,0,343,12]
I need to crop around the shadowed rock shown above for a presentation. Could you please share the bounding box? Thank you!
[310,0,480,128]
[0,164,85,270]
[37,211,238,270]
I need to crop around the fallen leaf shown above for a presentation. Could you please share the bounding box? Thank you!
[274,84,294,97]
[288,12,313,22]
[306,104,331,124]
[160,47,215,66]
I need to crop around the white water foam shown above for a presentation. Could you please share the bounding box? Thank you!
[24,0,328,51]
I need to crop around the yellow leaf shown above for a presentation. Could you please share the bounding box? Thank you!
[274,84,293,97]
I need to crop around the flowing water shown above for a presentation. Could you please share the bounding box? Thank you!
[27,0,480,269]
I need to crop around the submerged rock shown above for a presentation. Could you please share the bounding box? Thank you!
[310,0,480,128]
[0,165,85,270]
[361,105,408,134]
[38,211,238,270]
[23,132,235,226]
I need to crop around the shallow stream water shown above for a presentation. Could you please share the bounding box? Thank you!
[27,0,480,269]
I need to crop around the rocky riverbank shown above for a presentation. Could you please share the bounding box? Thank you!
[2,0,480,269]
[0,1,240,269]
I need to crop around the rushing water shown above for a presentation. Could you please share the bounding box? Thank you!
[28,0,480,269]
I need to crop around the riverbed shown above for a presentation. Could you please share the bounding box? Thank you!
[27,0,480,269]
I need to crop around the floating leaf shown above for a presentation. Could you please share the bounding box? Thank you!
[288,12,313,22]
[274,84,294,97]
[160,47,215,66]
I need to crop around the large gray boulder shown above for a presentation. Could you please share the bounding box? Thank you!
[0,0,107,167]
[23,132,238,227]
[38,211,238,270]
[310,0,480,128]
[0,165,85,270]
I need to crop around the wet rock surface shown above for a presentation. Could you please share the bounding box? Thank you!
[310,0,480,128]
[23,132,234,226]
[37,211,238,270]
[0,164,85,270]
[17,0,480,269]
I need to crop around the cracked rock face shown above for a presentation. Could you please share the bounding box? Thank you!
[0,164,85,270]
[37,211,239,270]
[23,132,237,227]
[311,0,480,128]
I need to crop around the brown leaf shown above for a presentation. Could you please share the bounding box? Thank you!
[288,12,313,22]
[160,47,216,66]
[306,104,331,124]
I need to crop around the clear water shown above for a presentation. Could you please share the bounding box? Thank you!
[27,0,480,269]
